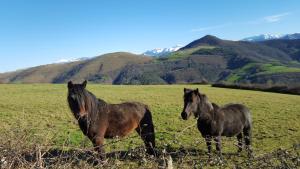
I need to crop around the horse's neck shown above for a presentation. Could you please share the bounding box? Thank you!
[81,91,104,119]
[211,102,220,111]
[198,100,215,122]
[97,98,107,105]
[97,98,108,111]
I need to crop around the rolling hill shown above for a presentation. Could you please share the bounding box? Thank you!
[1,35,300,86]
[0,52,152,83]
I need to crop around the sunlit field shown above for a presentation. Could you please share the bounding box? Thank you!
[0,84,299,168]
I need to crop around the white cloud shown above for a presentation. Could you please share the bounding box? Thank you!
[190,12,291,33]
[263,12,291,23]
[246,12,291,25]
[54,57,90,64]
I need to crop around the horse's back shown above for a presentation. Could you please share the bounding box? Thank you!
[223,103,250,119]
[219,103,252,135]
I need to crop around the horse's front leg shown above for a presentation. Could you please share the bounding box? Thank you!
[214,136,222,159]
[205,135,212,159]
[93,135,105,160]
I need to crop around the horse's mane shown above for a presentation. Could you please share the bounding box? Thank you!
[97,98,107,106]
[211,102,219,110]
[82,90,107,117]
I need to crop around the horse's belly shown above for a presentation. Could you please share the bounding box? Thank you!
[105,121,139,138]
[221,130,240,137]
[221,123,243,137]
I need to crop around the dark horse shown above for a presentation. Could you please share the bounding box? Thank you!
[181,88,252,158]
[67,81,155,158]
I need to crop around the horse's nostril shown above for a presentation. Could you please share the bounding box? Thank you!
[181,112,188,120]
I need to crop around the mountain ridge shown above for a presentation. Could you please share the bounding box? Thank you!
[242,33,300,42]
[142,45,182,57]
[1,35,300,86]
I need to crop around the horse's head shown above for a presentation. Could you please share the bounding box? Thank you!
[181,88,214,120]
[181,88,201,120]
[67,80,88,118]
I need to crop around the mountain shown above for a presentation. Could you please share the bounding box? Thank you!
[281,33,300,40]
[242,33,300,42]
[114,35,300,85]
[242,34,284,42]
[1,35,300,86]
[0,52,152,83]
[180,35,224,50]
[143,45,182,57]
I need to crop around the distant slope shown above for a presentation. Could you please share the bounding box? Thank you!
[113,35,300,85]
[1,35,300,86]
[260,39,300,61]
[0,52,152,83]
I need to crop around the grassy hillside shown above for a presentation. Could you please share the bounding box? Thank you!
[0,52,152,84]
[0,84,299,168]
[222,62,300,85]
[261,39,300,61]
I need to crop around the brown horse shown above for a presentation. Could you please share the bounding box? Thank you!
[67,81,155,158]
[181,88,252,158]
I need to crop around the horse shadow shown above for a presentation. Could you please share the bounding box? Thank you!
[22,148,134,166]
[21,146,243,167]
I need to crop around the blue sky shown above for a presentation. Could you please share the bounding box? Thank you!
[0,0,299,73]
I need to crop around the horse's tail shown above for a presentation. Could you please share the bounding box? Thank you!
[137,105,156,155]
[243,107,252,149]
[245,107,252,130]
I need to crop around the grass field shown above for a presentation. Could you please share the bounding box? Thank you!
[0,84,299,168]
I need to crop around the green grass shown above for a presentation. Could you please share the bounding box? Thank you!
[257,63,300,75]
[226,62,300,83]
[226,63,258,83]
[0,84,299,168]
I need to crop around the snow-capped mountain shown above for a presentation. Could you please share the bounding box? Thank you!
[143,45,183,57]
[242,33,300,42]
[242,34,284,42]
[282,33,300,40]
[54,57,90,64]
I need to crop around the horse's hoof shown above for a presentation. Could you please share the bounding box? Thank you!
[206,155,213,165]
[146,149,157,157]
[218,156,223,162]
[207,158,214,165]
[247,152,254,159]
[99,159,109,166]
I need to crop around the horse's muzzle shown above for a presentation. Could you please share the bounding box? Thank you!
[181,112,188,120]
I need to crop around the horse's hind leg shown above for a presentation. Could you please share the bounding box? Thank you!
[237,133,243,153]
[243,127,253,157]
[136,109,156,155]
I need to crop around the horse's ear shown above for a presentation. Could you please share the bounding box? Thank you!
[184,88,188,93]
[68,81,73,88]
[194,88,199,94]
[201,94,207,100]
[82,80,87,88]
